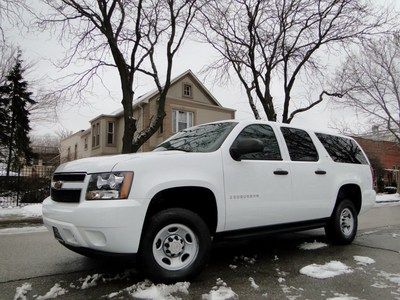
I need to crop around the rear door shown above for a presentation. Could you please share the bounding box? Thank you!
[280,127,333,221]
[223,124,293,230]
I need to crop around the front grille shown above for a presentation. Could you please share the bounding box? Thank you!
[51,188,82,203]
[51,172,86,203]
[53,173,86,182]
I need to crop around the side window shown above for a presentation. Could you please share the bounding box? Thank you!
[232,124,282,160]
[316,133,368,164]
[281,127,319,162]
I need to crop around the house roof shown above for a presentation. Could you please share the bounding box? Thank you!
[89,69,228,123]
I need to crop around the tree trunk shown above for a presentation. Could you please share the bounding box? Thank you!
[121,89,136,154]
[6,116,15,177]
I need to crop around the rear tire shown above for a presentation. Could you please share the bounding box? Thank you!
[138,208,211,282]
[325,199,358,245]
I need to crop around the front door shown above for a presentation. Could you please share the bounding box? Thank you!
[223,124,292,231]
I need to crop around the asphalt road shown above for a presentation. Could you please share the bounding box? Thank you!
[0,204,399,300]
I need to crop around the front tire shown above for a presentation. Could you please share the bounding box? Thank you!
[138,208,211,282]
[325,200,358,245]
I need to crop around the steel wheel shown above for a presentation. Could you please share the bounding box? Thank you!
[152,223,199,271]
[340,207,354,237]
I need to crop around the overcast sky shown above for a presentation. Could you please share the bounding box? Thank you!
[4,0,399,137]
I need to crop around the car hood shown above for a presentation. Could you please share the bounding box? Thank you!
[55,151,189,174]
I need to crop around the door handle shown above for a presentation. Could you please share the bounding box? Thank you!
[273,169,289,175]
[315,170,327,175]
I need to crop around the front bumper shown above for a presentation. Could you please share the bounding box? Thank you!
[42,197,148,253]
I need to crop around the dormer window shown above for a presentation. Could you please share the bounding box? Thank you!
[183,83,192,98]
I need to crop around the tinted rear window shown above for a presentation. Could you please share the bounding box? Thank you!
[281,127,319,162]
[316,133,368,164]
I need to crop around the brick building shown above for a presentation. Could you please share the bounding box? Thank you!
[354,137,400,191]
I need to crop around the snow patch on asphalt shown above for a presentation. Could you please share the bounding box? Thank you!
[353,256,375,266]
[326,292,359,300]
[378,271,400,284]
[80,274,102,289]
[14,282,32,300]
[130,281,190,299]
[300,261,353,279]
[202,278,238,300]
[376,193,400,203]
[248,277,259,290]
[106,280,190,299]
[0,226,47,235]
[0,204,42,218]
[298,240,328,250]
[36,283,67,299]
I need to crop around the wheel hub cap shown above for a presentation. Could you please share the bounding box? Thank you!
[163,235,185,257]
[340,208,354,236]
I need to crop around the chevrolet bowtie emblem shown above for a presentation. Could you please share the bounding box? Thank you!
[53,181,63,190]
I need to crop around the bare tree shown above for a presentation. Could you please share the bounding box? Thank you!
[40,0,198,153]
[196,0,392,122]
[332,34,400,143]
[0,0,30,43]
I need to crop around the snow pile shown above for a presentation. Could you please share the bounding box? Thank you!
[107,280,190,299]
[248,277,259,290]
[228,264,237,270]
[130,281,190,300]
[326,292,359,300]
[378,271,400,284]
[392,233,400,238]
[376,193,400,203]
[202,278,238,300]
[37,283,67,300]
[233,255,257,265]
[300,261,353,279]
[14,283,32,300]
[298,240,328,250]
[0,204,42,219]
[80,274,102,289]
[353,256,375,266]
[0,226,47,235]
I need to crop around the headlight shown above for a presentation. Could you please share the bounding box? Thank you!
[86,172,133,200]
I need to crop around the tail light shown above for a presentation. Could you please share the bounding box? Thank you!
[370,165,376,189]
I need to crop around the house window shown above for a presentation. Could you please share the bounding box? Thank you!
[183,83,192,98]
[107,122,115,145]
[67,147,71,161]
[84,137,88,150]
[92,122,100,148]
[74,144,78,160]
[172,109,193,133]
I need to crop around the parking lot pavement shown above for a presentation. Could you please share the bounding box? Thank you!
[1,206,399,300]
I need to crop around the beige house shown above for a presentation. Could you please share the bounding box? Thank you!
[60,70,235,162]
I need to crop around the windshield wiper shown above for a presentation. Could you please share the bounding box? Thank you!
[164,147,192,152]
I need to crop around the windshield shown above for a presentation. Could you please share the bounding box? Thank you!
[154,122,238,153]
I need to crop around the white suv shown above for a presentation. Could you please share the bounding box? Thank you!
[42,120,375,281]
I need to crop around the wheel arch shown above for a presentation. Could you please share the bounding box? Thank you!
[333,183,362,215]
[143,186,219,235]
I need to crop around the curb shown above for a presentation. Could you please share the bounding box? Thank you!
[0,217,43,226]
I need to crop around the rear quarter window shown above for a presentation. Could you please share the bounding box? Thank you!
[280,127,319,162]
[315,133,368,164]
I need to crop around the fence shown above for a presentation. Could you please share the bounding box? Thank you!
[0,165,57,208]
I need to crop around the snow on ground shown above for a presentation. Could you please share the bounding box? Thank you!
[378,271,400,284]
[0,204,42,219]
[130,281,190,299]
[106,280,190,299]
[298,240,328,250]
[228,264,237,270]
[248,277,259,290]
[80,274,102,289]
[326,292,359,300]
[353,256,375,266]
[376,193,400,203]
[36,283,67,300]
[0,226,47,235]
[300,261,353,279]
[14,282,32,300]
[202,278,238,300]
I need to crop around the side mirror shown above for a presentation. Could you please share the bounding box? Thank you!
[230,138,264,161]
